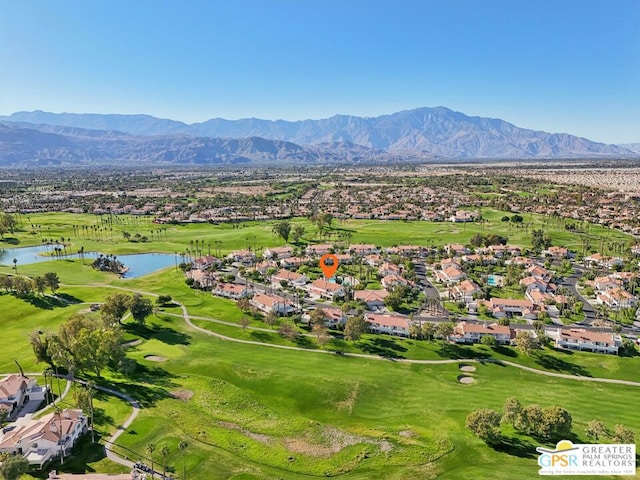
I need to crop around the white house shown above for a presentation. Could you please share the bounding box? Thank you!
[271,269,309,288]
[0,409,87,469]
[354,289,388,310]
[365,313,410,337]
[450,322,513,345]
[451,279,482,303]
[546,328,620,354]
[212,282,255,300]
[250,293,297,315]
[263,246,293,260]
[0,375,47,420]
[306,279,345,300]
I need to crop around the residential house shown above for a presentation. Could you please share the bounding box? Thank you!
[484,298,536,319]
[302,307,346,328]
[435,266,465,284]
[597,287,637,310]
[227,249,255,265]
[378,262,402,277]
[526,265,552,281]
[212,282,255,300]
[350,244,379,256]
[450,322,513,345]
[354,289,389,310]
[0,375,47,420]
[520,276,550,293]
[546,328,620,354]
[250,293,297,315]
[192,255,219,270]
[445,244,470,256]
[305,244,333,256]
[451,279,482,303]
[0,409,88,469]
[307,279,345,300]
[365,313,410,337]
[381,274,412,289]
[544,246,570,259]
[594,275,623,292]
[263,246,293,260]
[584,253,624,269]
[271,269,309,288]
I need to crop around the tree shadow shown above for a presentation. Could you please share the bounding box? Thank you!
[22,294,80,310]
[293,335,315,349]
[491,345,517,357]
[94,363,177,408]
[492,436,537,458]
[437,343,491,360]
[533,352,592,377]
[56,293,83,304]
[357,336,407,358]
[123,322,191,346]
[249,330,274,342]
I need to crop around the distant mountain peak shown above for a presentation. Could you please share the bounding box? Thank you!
[0,107,636,160]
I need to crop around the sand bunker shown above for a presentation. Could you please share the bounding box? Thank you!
[459,365,476,372]
[144,355,167,362]
[457,375,476,384]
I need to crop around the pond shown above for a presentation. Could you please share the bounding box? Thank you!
[0,245,177,279]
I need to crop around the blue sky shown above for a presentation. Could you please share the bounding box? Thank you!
[1,0,639,143]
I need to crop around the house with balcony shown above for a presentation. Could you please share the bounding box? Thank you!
[271,269,309,288]
[302,307,346,328]
[250,293,297,316]
[365,313,410,337]
[450,322,513,345]
[306,279,345,300]
[546,328,620,354]
[0,375,47,420]
[212,282,255,300]
[450,279,482,303]
[263,246,293,260]
[354,289,388,310]
[484,298,537,319]
[0,409,87,469]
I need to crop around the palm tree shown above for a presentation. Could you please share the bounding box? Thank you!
[145,442,156,479]
[178,440,188,480]
[159,445,170,478]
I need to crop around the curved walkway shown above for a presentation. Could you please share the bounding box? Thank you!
[177,304,640,387]
[71,378,141,468]
[62,282,640,388]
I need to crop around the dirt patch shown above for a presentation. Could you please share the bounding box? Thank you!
[459,364,476,372]
[144,355,167,362]
[399,430,416,438]
[335,380,360,415]
[285,426,391,457]
[218,421,273,445]
[170,389,194,401]
[457,375,476,384]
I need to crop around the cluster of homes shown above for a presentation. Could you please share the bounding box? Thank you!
[582,253,638,310]
[183,239,628,355]
[0,375,88,469]
[435,243,572,319]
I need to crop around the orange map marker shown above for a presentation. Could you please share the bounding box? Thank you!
[319,253,339,279]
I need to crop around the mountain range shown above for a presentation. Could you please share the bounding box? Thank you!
[0,107,636,166]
